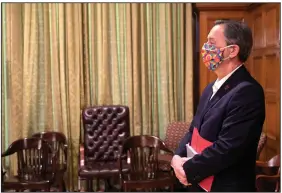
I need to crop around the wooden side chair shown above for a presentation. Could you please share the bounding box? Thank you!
[32,131,68,191]
[256,154,280,175]
[256,172,280,192]
[119,135,175,192]
[256,154,280,192]
[1,137,55,192]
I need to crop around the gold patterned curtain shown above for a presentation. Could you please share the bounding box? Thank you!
[1,3,194,191]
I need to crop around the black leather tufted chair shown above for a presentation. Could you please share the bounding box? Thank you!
[78,105,130,191]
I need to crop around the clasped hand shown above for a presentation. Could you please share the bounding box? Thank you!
[171,155,190,186]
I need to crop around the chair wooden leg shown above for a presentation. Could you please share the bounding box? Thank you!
[78,178,81,191]
[96,178,100,191]
[86,179,93,192]
[119,183,124,192]
[42,186,50,192]
[123,184,129,192]
[170,184,174,191]
[60,179,66,191]
[105,179,113,191]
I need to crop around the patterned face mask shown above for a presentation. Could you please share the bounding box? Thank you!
[201,43,232,71]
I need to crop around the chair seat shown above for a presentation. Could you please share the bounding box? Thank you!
[79,160,130,178]
[4,174,50,182]
[123,171,172,182]
[3,175,50,190]
[122,171,175,189]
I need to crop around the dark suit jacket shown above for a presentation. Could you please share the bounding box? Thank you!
[175,65,265,192]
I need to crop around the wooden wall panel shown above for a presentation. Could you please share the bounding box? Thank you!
[252,56,263,85]
[253,13,264,49]
[264,5,280,47]
[195,3,252,11]
[247,3,280,160]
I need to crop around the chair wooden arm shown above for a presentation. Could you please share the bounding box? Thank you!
[63,144,68,155]
[161,146,174,155]
[1,149,13,158]
[256,174,280,180]
[158,154,173,163]
[256,160,268,167]
[79,144,84,167]
[256,174,280,192]
[256,160,280,176]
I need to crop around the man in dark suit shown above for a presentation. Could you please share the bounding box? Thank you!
[171,20,265,192]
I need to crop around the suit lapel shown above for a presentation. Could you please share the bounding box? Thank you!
[198,65,249,130]
[198,86,213,129]
[207,80,232,109]
[202,86,213,112]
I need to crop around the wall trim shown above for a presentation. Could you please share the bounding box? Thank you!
[194,3,263,11]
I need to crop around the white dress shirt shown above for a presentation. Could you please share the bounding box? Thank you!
[210,65,243,100]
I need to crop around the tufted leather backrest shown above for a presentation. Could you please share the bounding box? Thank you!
[82,105,130,163]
